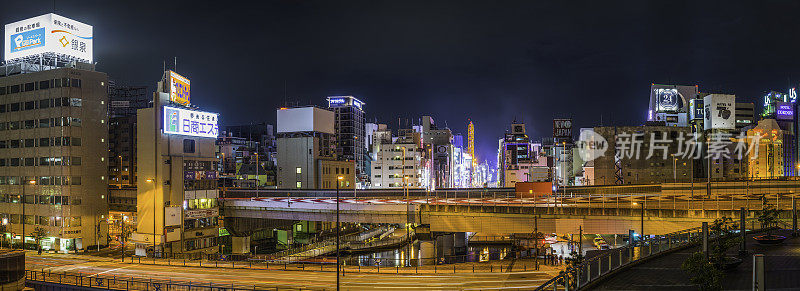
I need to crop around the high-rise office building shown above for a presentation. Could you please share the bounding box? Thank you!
[326,96,366,185]
[497,121,536,187]
[108,84,150,189]
[0,13,108,252]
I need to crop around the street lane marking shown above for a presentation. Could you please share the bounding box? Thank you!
[88,266,132,277]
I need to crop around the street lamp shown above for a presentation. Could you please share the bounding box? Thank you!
[404,175,410,267]
[671,154,677,183]
[118,155,124,188]
[145,178,155,257]
[336,175,343,291]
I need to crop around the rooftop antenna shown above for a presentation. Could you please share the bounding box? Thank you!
[174,57,177,72]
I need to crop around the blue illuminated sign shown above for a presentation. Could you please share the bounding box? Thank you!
[163,106,219,138]
[10,28,45,52]
[777,102,794,120]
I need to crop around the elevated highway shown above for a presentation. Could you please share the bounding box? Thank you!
[222,179,800,235]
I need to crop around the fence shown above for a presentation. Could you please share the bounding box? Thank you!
[24,269,311,291]
[535,217,775,290]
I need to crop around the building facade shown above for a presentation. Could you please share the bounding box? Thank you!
[132,71,220,258]
[276,106,354,189]
[370,131,430,189]
[327,96,366,184]
[0,65,109,252]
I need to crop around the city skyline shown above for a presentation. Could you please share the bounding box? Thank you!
[5,1,800,164]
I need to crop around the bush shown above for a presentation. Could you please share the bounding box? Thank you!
[681,252,722,291]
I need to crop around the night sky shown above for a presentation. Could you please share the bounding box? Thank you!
[4,1,800,167]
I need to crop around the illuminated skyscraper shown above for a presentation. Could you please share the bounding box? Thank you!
[467,120,475,167]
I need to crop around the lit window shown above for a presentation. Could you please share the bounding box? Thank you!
[296,181,302,188]
[296,167,302,174]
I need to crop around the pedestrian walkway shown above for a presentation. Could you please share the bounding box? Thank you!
[590,229,800,290]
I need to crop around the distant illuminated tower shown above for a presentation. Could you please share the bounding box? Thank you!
[467,120,476,168]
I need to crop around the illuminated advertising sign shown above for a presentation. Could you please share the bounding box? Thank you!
[169,71,191,106]
[553,119,572,140]
[689,99,704,120]
[163,106,218,138]
[4,14,93,63]
[328,97,346,106]
[777,102,794,120]
[654,88,680,112]
[703,94,735,130]
[326,96,364,110]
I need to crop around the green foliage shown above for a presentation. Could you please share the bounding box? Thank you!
[32,226,47,242]
[32,226,47,254]
[681,252,723,291]
[709,217,741,265]
[758,197,780,235]
[0,224,7,248]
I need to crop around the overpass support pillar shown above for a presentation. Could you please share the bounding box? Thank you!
[436,233,455,263]
[231,236,251,254]
[419,240,435,266]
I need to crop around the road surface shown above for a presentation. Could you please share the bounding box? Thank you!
[27,253,561,290]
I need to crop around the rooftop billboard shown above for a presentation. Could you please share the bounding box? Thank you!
[4,13,93,63]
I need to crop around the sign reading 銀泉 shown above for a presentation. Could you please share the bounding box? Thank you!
[4,13,93,63]
[163,106,219,138]
[169,71,190,106]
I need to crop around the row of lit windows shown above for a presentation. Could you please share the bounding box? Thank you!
[0,195,80,205]
[184,217,219,230]
[184,236,219,251]
[0,137,81,148]
[0,78,82,96]
[0,176,81,185]
[320,167,351,175]
[0,156,81,167]
[0,117,82,131]
[0,214,81,227]
[0,97,81,113]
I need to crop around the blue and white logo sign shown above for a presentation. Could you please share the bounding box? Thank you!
[10,28,45,52]
[163,106,219,138]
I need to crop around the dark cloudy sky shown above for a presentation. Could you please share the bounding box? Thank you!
[4,1,800,167]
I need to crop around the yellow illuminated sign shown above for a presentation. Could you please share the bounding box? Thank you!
[169,71,190,106]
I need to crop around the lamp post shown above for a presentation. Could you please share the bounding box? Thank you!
[335,175,343,291]
[671,154,677,183]
[118,155,123,188]
[145,178,155,257]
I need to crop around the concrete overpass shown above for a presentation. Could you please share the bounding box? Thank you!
[222,179,800,236]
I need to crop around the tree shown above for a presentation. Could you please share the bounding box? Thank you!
[119,221,133,261]
[709,217,741,267]
[0,224,7,248]
[681,252,723,291]
[32,227,47,255]
[758,196,781,237]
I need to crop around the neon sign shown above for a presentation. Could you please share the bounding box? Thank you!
[163,106,218,138]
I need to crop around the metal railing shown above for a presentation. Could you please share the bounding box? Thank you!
[535,218,768,290]
[24,269,309,290]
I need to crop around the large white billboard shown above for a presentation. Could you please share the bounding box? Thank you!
[277,107,335,134]
[163,106,219,138]
[4,13,93,63]
[703,94,736,130]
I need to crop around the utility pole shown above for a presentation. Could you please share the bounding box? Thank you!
[336,175,343,291]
